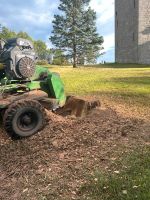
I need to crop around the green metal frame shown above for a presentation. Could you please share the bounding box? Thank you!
[0,65,66,108]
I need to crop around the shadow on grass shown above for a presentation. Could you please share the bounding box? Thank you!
[40,63,150,69]
[91,90,150,98]
[84,63,150,69]
[112,76,150,85]
[90,90,150,108]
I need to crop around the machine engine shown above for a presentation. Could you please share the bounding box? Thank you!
[0,38,36,80]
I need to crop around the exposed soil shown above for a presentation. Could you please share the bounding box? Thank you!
[0,99,150,200]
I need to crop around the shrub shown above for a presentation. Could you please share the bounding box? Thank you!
[36,60,48,65]
[0,63,4,69]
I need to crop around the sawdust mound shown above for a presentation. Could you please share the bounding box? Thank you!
[0,106,149,200]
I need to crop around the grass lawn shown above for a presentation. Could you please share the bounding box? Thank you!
[0,64,149,200]
[80,146,150,200]
[48,64,150,117]
[49,64,150,199]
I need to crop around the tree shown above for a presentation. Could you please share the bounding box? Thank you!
[34,40,47,60]
[50,0,103,67]
[0,26,16,39]
[80,7,104,64]
[0,25,53,63]
[0,26,32,41]
[17,31,33,41]
[52,49,69,65]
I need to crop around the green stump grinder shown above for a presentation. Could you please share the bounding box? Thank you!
[0,38,66,138]
[0,38,100,138]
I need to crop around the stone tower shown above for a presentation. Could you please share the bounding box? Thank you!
[115,0,150,64]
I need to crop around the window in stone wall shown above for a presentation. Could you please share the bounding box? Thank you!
[133,32,135,41]
[117,20,119,28]
[116,41,119,47]
[134,0,136,8]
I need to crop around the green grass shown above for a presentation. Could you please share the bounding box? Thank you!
[80,146,150,200]
[48,64,150,199]
[52,64,150,200]
[49,64,150,108]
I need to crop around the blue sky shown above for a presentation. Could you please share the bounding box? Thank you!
[0,0,115,62]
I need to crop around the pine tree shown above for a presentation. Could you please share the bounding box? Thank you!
[50,0,103,67]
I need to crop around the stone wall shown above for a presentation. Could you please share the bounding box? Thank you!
[138,0,150,64]
[115,0,139,63]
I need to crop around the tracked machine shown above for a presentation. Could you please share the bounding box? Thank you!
[0,38,100,138]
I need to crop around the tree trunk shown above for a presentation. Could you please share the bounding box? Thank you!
[73,42,77,68]
[73,63,77,68]
[73,57,77,68]
[72,10,77,68]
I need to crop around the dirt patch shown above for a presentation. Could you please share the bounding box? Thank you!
[0,102,149,200]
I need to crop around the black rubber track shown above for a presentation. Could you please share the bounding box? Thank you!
[3,99,47,138]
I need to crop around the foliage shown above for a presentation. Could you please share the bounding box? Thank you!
[0,63,3,68]
[52,49,69,65]
[36,60,48,65]
[50,0,103,67]
[0,27,16,39]
[0,27,32,41]
[0,25,51,61]
[34,40,47,60]
[17,31,33,41]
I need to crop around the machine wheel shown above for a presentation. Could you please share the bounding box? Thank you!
[3,100,47,138]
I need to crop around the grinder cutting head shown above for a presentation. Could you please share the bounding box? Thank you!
[0,38,36,80]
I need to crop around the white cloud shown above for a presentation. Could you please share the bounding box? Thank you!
[90,0,114,24]
[34,0,59,10]
[103,33,115,51]
[21,10,49,24]
[90,0,115,61]
[21,1,58,27]
[35,0,47,6]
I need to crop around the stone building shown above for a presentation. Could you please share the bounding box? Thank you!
[115,0,150,64]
